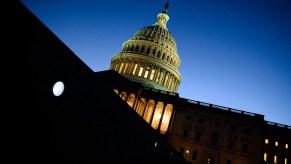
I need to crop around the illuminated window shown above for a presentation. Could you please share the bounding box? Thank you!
[155,70,161,82]
[122,63,129,73]
[118,62,124,73]
[274,155,277,163]
[286,144,288,149]
[285,158,287,164]
[265,139,269,144]
[264,153,267,161]
[132,64,138,75]
[275,141,278,146]
[138,66,144,76]
[149,69,155,80]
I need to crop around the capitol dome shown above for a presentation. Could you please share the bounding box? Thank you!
[109,2,181,93]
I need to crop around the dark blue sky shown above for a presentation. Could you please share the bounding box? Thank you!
[20,0,291,126]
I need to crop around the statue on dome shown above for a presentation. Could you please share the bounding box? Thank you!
[162,2,169,14]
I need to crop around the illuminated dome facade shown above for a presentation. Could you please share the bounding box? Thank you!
[109,3,181,93]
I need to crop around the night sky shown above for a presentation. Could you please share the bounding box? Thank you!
[20,0,291,126]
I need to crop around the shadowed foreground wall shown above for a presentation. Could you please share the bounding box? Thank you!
[6,1,185,163]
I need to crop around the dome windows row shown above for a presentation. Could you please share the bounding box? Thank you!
[133,26,176,47]
[122,43,179,68]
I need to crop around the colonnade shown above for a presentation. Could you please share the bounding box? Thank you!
[114,89,175,135]
[111,59,180,93]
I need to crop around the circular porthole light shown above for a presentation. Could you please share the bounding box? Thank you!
[52,81,65,96]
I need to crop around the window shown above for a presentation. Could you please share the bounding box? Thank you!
[141,46,144,53]
[242,144,248,154]
[157,51,161,58]
[211,132,218,145]
[275,141,278,146]
[264,153,267,161]
[162,53,165,60]
[183,129,188,138]
[152,48,156,56]
[191,151,197,160]
[265,139,269,144]
[195,132,201,141]
[146,47,150,54]
[274,155,277,163]
[135,45,139,52]
[228,140,234,150]
[286,144,288,149]
[285,158,287,164]
[138,64,144,77]
[144,66,150,78]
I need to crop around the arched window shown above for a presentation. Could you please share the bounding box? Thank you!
[135,45,139,52]
[152,48,156,56]
[157,51,161,58]
[126,45,130,51]
[146,47,151,54]
[162,53,165,60]
[141,45,145,53]
[130,45,134,51]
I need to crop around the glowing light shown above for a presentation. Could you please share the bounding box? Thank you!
[265,139,269,144]
[154,142,158,147]
[274,155,277,163]
[264,153,267,161]
[52,81,64,96]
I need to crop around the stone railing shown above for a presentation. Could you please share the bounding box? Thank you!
[187,99,264,119]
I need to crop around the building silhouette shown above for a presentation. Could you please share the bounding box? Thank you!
[11,1,290,164]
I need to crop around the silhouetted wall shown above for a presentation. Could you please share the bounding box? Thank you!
[7,1,185,163]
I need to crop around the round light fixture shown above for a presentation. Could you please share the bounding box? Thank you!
[52,81,65,96]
